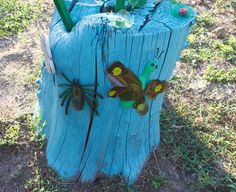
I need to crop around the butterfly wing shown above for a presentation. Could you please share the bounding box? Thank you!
[108,87,136,101]
[107,62,127,87]
[133,96,149,116]
[107,62,142,88]
[145,80,168,100]
[107,62,146,113]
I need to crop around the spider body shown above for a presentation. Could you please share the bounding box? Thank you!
[59,73,103,115]
[71,81,84,111]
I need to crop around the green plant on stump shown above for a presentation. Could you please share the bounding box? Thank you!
[115,0,147,12]
[53,0,74,32]
[53,0,148,32]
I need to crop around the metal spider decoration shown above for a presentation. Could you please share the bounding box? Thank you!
[58,73,103,115]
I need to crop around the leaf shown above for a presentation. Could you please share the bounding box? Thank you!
[128,0,147,8]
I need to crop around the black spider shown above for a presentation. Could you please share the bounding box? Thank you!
[58,73,103,115]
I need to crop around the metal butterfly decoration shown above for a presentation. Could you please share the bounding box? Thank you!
[59,73,103,115]
[107,61,168,116]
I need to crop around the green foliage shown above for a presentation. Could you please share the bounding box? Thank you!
[161,93,236,191]
[151,175,167,189]
[198,171,216,189]
[204,64,236,83]
[196,12,215,27]
[181,13,216,64]
[25,168,66,192]
[115,0,147,12]
[213,36,236,63]
[0,124,20,145]
[27,114,46,147]
[128,0,147,8]
[0,114,46,147]
[182,8,235,87]
[0,0,45,37]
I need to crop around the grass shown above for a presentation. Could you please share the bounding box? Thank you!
[0,123,20,146]
[169,0,236,189]
[0,0,46,37]
[182,10,236,82]
[161,94,236,190]
[204,64,236,83]
[151,176,167,189]
[24,167,65,192]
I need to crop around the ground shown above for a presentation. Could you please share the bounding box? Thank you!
[0,0,235,191]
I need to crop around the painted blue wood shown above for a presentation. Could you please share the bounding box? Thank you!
[36,0,195,184]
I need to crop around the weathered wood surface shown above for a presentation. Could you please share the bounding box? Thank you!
[36,0,195,183]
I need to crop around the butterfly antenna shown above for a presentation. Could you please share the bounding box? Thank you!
[158,50,164,59]
[156,48,159,58]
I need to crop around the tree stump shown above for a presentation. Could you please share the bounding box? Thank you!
[36,0,195,184]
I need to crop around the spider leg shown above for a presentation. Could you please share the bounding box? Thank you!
[86,94,99,108]
[77,79,99,87]
[65,96,72,115]
[61,73,73,84]
[83,95,99,116]
[82,89,104,99]
[83,90,103,99]
[81,84,99,87]
[59,88,72,98]
[61,94,69,106]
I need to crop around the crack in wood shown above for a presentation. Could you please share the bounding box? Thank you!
[138,0,163,32]
[108,112,123,175]
[69,0,78,12]
[72,41,99,185]
[82,41,99,155]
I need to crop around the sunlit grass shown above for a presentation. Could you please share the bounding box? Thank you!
[0,0,46,37]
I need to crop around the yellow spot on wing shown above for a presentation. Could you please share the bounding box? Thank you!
[108,90,116,97]
[112,67,122,76]
[154,84,162,93]
[137,103,145,111]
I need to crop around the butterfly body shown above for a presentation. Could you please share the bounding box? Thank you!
[107,61,167,115]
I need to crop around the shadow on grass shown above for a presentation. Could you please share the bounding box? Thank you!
[154,96,236,192]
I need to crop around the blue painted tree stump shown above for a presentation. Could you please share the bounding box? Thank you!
[36,0,195,184]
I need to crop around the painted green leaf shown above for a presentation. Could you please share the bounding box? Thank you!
[128,0,147,8]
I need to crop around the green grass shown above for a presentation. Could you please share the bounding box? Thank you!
[0,123,20,145]
[161,98,236,191]
[204,64,236,83]
[213,36,236,63]
[162,72,236,191]
[151,176,167,189]
[24,167,66,192]
[182,9,236,82]
[0,0,46,37]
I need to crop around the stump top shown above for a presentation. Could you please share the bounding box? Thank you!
[51,0,195,35]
